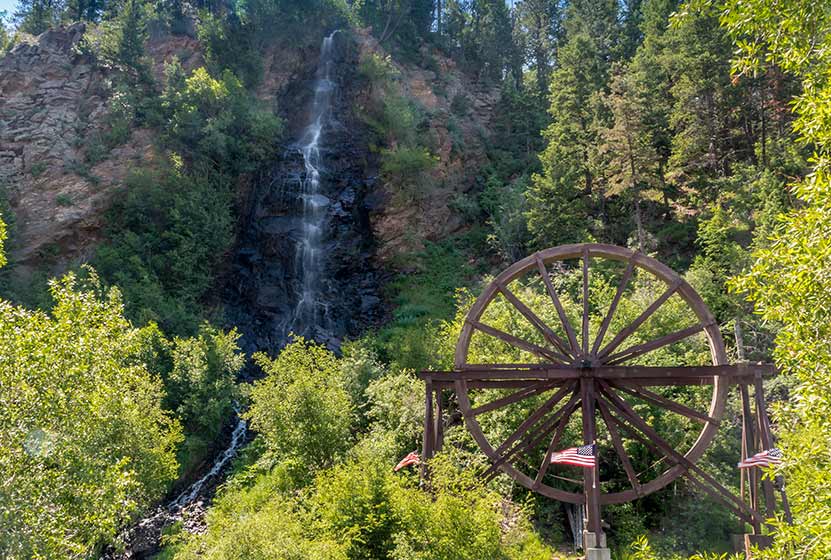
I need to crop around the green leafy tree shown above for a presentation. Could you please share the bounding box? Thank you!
[160,63,282,175]
[719,0,831,556]
[95,167,234,335]
[0,270,182,559]
[163,324,243,438]
[245,338,353,474]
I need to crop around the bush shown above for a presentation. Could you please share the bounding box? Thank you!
[365,370,424,456]
[160,62,283,175]
[0,270,182,559]
[245,338,353,475]
[380,145,437,202]
[176,442,555,560]
[158,323,244,470]
[95,167,234,335]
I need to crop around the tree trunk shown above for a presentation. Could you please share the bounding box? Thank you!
[734,316,746,361]
[634,192,645,253]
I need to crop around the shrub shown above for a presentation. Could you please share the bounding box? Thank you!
[160,62,283,175]
[94,167,234,335]
[380,145,437,202]
[162,325,243,436]
[0,270,182,558]
[245,338,353,474]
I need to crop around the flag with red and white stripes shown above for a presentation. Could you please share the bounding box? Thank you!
[394,451,421,471]
[738,448,783,469]
[550,444,596,468]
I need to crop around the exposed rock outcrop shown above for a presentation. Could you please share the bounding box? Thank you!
[354,29,500,262]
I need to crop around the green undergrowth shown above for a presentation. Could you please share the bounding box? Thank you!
[372,237,482,371]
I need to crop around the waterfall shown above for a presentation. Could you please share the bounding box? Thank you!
[289,30,339,337]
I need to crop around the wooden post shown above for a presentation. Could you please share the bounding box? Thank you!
[423,378,434,475]
[434,388,444,452]
[753,375,778,521]
[739,383,762,534]
[581,379,602,537]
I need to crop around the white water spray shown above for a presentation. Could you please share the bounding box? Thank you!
[167,417,247,511]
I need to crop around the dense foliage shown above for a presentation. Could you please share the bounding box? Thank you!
[3,0,831,557]
[0,272,182,558]
[716,0,831,556]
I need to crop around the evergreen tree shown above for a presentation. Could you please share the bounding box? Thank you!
[14,0,62,35]
[598,66,662,251]
[526,0,620,247]
[514,0,563,97]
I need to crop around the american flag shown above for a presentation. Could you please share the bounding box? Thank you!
[550,444,596,468]
[394,451,421,471]
[738,448,783,469]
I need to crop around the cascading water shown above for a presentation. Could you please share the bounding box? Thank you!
[224,28,380,354]
[289,30,339,337]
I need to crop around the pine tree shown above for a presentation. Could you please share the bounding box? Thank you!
[14,0,63,35]
[526,0,620,247]
[514,0,563,97]
[598,67,662,252]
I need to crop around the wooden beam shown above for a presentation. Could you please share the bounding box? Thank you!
[591,258,635,356]
[754,375,778,521]
[605,322,711,366]
[497,282,574,360]
[598,383,764,525]
[610,382,719,425]
[581,379,602,535]
[582,247,590,356]
[469,383,558,417]
[597,279,683,361]
[468,319,567,364]
[597,397,642,497]
[536,254,580,355]
[534,397,580,487]
[420,363,776,382]
[739,383,760,532]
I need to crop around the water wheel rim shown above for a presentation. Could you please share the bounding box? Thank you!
[453,243,729,504]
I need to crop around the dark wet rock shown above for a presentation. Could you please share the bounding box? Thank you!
[222,30,383,356]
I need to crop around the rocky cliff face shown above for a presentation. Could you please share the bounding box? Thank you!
[354,29,500,262]
[0,23,141,268]
[0,23,499,333]
[0,23,203,272]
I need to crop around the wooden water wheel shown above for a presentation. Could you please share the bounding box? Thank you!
[420,243,779,538]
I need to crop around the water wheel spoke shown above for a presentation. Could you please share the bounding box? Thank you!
[496,282,574,360]
[482,389,580,481]
[467,319,567,364]
[597,279,683,361]
[581,247,590,356]
[598,382,763,524]
[591,257,635,357]
[609,382,719,425]
[605,322,712,366]
[492,383,575,456]
[534,398,581,486]
[535,254,580,355]
[470,382,558,417]
[596,397,642,496]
